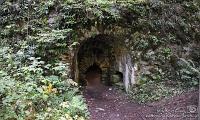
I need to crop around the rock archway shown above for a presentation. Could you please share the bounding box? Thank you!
[73,34,135,91]
[77,35,115,86]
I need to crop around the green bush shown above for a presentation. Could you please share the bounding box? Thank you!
[0,47,89,120]
[129,80,184,103]
[176,58,200,87]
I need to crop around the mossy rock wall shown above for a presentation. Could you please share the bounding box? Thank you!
[1,0,199,88]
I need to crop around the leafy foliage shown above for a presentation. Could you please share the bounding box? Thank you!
[129,81,184,103]
[0,47,89,120]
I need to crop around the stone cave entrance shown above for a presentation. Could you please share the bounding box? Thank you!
[77,35,114,86]
[74,34,135,91]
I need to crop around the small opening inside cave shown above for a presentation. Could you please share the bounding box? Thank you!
[85,63,102,86]
[115,71,123,82]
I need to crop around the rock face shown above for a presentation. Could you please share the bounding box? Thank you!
[61,26,136,91]
[60,25,200,91]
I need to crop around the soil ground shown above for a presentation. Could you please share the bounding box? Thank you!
[83,86,199,120]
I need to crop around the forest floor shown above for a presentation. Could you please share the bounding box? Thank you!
[83,86,199,120]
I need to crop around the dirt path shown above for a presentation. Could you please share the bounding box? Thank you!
[83,86,198,120]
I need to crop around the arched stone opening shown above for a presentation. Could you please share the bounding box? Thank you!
[73,34,135,91]
[84,63,102,86]
[77,35,115,86]
[112,71,123,83]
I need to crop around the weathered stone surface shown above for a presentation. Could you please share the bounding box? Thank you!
[62,25,136,91]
